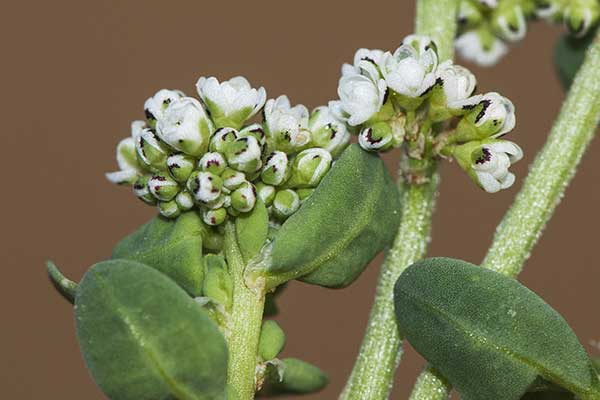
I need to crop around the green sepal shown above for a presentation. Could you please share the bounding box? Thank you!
[394,258,600,400]
[202,254,233,309]
[258,320,286,361]
[258,358,328,397]
[112,212,205,296]
[555,31,596,90]
[75,260,228,400]
[46,261,77,304]
[251,144,401,289]
[235,198,269,263]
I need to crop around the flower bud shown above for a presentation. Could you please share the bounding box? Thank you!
[202,254,233,308]
[198,152,228,175]
[358,122,394,152]
[336,72,387,126]
[158,200,181,219]
[136,128,169,171]
[147,173,180,202]
[224,136,263,174]
[239,123,267,147]
[133,175,157,205]
[261,151,291,186]
[564,1,600,37]
[202,207,228,226]
[256,182,276,206]
[264,95,312,153]
[272,189,300,221]
[156,97,214,156]
[455,28,508,67]
[452,139,523,193]
[493,4,528,42]
[341,48,385,77]
[535,0,563,20]
[231,182,257,213]
[209,127,238,153]
[166,153,195,183]
[454,92,516,142]
[143,89,185,128]
[187,171,223,204]
[175,191,194,211]
[458,0,484,28]
[221,168,247,191]
[286,148,332,188]
[429,61,477,122]
[308,106,351,157]
[380,37,438,107]
[106,123,147,185]
[196,76,266,130]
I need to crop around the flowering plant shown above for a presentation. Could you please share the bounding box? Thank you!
[48,0,600,399]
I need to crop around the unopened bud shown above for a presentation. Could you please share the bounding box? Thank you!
[133,175,157,205]
[221,168,247,191]
[187,171,223,204]
[202,207,228,226]
[231,182,257,213]
[175,191,195,211]
[199,152,228,175]
[158,200,181,219]
[286,148,332,188]
[261,151,290,186]
[136,128,169,171]
[167,153,195,183]
[148,173,180,202]
[358,122,394,152]
[272,189,300,221]
[256,182,276,206]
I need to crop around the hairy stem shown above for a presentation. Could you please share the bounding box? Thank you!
[340,2,458,398]
[409,30,600,400]
[340,174,439,399]
[224,222,266,400]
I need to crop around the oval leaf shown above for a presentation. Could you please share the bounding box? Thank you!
[394,258,600,400]
[258,358,328,397]
[113,212,204,296]
[75,259,228,400]
[255,144,400,289]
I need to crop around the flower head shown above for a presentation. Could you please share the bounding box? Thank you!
[455,30,508,67]
[453,140,523,193]
[453,92,516,142]
[264,95,311,153]
[337,72,387,126]
[144,89,185,127]
[156,97,214,156]
[308,106,350,157]
[196,76,266,129]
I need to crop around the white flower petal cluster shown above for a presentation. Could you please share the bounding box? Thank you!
[472,141,523,193]
[436,60,477,107]
[455,31,508,67]
[105,121,147,184]
[264,95,312,151]
[196,76,266,129]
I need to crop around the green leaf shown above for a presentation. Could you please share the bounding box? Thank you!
[258,320,286,361]
[593,358,600,374]
[555,31,596,89]
[236,198,269,263]
[202,254,233,309]
[113,212,204,296]
[46,260,78,304]
[394,258,600,400]
[257,144,401,289]
[258,358,328,397]
[75,259,228,400]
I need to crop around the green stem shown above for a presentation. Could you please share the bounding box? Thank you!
[224,222,266,400]
[340,1,458,398]
[409,30,600,400]
[340,173,439,399]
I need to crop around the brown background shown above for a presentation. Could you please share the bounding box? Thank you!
[3,1,599,399]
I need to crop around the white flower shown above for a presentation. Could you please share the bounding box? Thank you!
[380,41,438,98]
[456,92,516,140]
[144,89,185,122]
[337,73,387,126]
[196,76,266,129]
[156,97,214,156]
[472,141,523,193]
[455,31,508,67]
[494,5,527,42]
[105,121,147,184]
[264,95,312,151]
[341,48,385,77]
[401,35,438,56]
[308,106,350,156]
[436,61,477,106]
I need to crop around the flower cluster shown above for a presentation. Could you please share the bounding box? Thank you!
[106,77,349,223]
[330,34,523,193]
[456,0,600,66]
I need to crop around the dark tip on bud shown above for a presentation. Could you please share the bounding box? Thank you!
[361,56,376,64]
[475,147,492,164]
[145,109,155,120]
[474,99,492,124]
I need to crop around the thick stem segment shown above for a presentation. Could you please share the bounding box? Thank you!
[224,222,266,400]
[409,30,600,400]
[340,174,439,399]
[482,32,600,277]
[340,1,457,398]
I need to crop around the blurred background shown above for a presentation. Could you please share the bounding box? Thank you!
[2,1,599,398]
